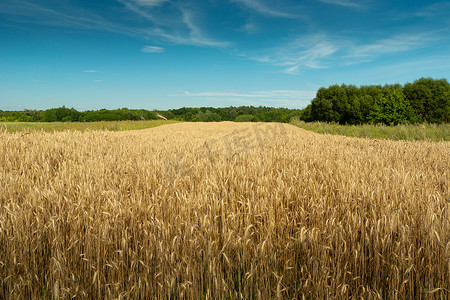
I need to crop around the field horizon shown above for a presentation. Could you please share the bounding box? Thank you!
[2,119,449,143]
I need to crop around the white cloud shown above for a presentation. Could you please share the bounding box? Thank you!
[241,22,258,34]
[118,0,158,22]
[317,0,362,9]
[243,34,341,74]
[240,30,443,74]
[180,8,231,48]
[284,65,300,75]
[118,1,231,48]
[348,33,439,60]
[3,0,446,78]
[1,0,230,49]
[0,0,135,36]
[170,90,316,108]
[173,90,315,99]
[133,0,168,7]
[233,0,300,18]
[413,2,450,18]
[292,40,338,69]
[141,45,165,53]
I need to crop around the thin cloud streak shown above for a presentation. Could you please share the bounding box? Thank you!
[1,0,230,49]
[133,0,168,8]
[0,0,138,36]
[233,0,300,18]
[347,33,441,60]
[171,90,317,108]
[391,2,450,20]
[118,0,231,47]
[142,46,165,53]
[243,34,343,74]
[1,0,447,81]
[173,90,315,99]
[204,97,310,108]
[317,0,362,9]
[242,31,443,74]
[117,0,158,23]
[180,8,231,48]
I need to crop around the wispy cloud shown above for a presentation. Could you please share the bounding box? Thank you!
[317,0,362,9]
[400,2,450,25]
[241,30,443,74]
[170,90,316,108]
[286,39,338,70]
[141,45,165,53]
[240,22,258,34]
[117,0,158,23]
[133,0,168,8]
[180,8,231,47]
[348,33,440,60]
[233,0,300,18]
[2,0,446,78]
[0,0,135,35]
[0,0,230,49]
[118,0,231,47]
[173,90,316,99]
[242,34,342,74]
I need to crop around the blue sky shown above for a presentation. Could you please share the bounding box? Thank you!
[1,0,449,111]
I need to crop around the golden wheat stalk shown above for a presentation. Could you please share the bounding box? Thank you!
[0,122,448,299]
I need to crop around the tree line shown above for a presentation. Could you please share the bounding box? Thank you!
[1,78,448,125]
[0,107,160,123]
[0,106,302,123]
[303,77,449,124]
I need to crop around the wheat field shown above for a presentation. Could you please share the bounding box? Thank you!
[0,122,448,299]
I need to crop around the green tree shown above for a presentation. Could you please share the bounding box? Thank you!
[256,110,283,122]
[235,114,260,122]
[298,104,312,122]
[404,77,449,123]
[43,109,58,122]
[310,86,341,122]
[194,110,221,122]
[369,87,416,125]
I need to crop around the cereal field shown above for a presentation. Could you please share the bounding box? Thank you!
[0,122,448,299]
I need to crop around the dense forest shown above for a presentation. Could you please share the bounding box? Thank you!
[305,77,449,124]
[0,106,302,123]
[1,78,448,125]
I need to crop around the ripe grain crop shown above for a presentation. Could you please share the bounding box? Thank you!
[0,122,448,299]
[1,119,179,133]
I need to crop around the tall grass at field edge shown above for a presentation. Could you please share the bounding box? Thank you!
[291,118,450,142]
[0,120,180,133]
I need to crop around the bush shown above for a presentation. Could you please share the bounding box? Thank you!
[369,87,416,125]
[194,110,221,122]
[235,114,260,122]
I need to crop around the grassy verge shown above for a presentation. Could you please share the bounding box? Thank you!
[291,119,449,142]
[0,120,180,133]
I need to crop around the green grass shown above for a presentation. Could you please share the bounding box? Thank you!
[4,119,448,142]
[291,119,450,142]
[0,120,180,133]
